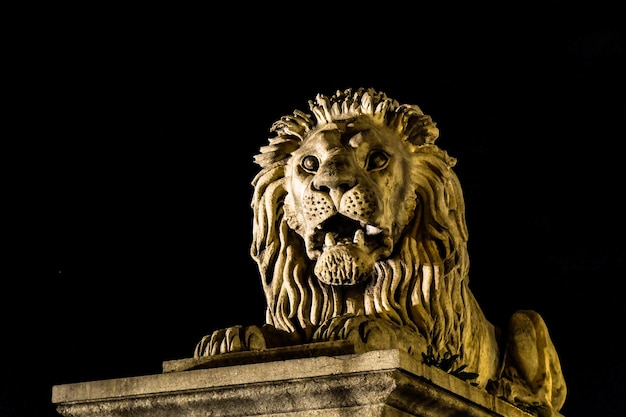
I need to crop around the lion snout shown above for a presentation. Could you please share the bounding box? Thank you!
[303,186,381,230]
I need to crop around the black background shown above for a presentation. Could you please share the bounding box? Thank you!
[4,3,625,416]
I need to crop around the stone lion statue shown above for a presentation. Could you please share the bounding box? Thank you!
[194,88,566,416]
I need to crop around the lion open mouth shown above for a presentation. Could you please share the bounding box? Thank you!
[307,214,394,286]
[310,214,390,255]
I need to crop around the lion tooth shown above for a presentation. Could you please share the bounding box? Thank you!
[353,229,365,246]
[365,224,383,235]
[324,232,336,248]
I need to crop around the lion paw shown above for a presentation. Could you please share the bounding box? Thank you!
[194,325,266,357]
[312,315,427,356]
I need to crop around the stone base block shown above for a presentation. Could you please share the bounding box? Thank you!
[52,344,554,417]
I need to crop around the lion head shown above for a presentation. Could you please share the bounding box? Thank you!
[250,88,497,380]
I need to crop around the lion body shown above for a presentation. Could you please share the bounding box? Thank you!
[195,88,566,416]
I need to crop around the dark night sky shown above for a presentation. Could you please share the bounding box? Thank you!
[4,3,625,417]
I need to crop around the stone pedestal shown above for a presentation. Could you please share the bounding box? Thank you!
[52,343,556,417]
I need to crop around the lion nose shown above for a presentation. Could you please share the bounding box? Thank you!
[311,159,357,195]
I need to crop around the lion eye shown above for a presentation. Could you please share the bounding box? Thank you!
[366,150,390,171]
[301,155,320,173]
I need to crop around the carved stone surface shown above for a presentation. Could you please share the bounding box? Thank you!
[53,347,559,417]
[192,88,566,416]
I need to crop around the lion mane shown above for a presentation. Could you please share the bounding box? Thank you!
[196,88,566,415]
